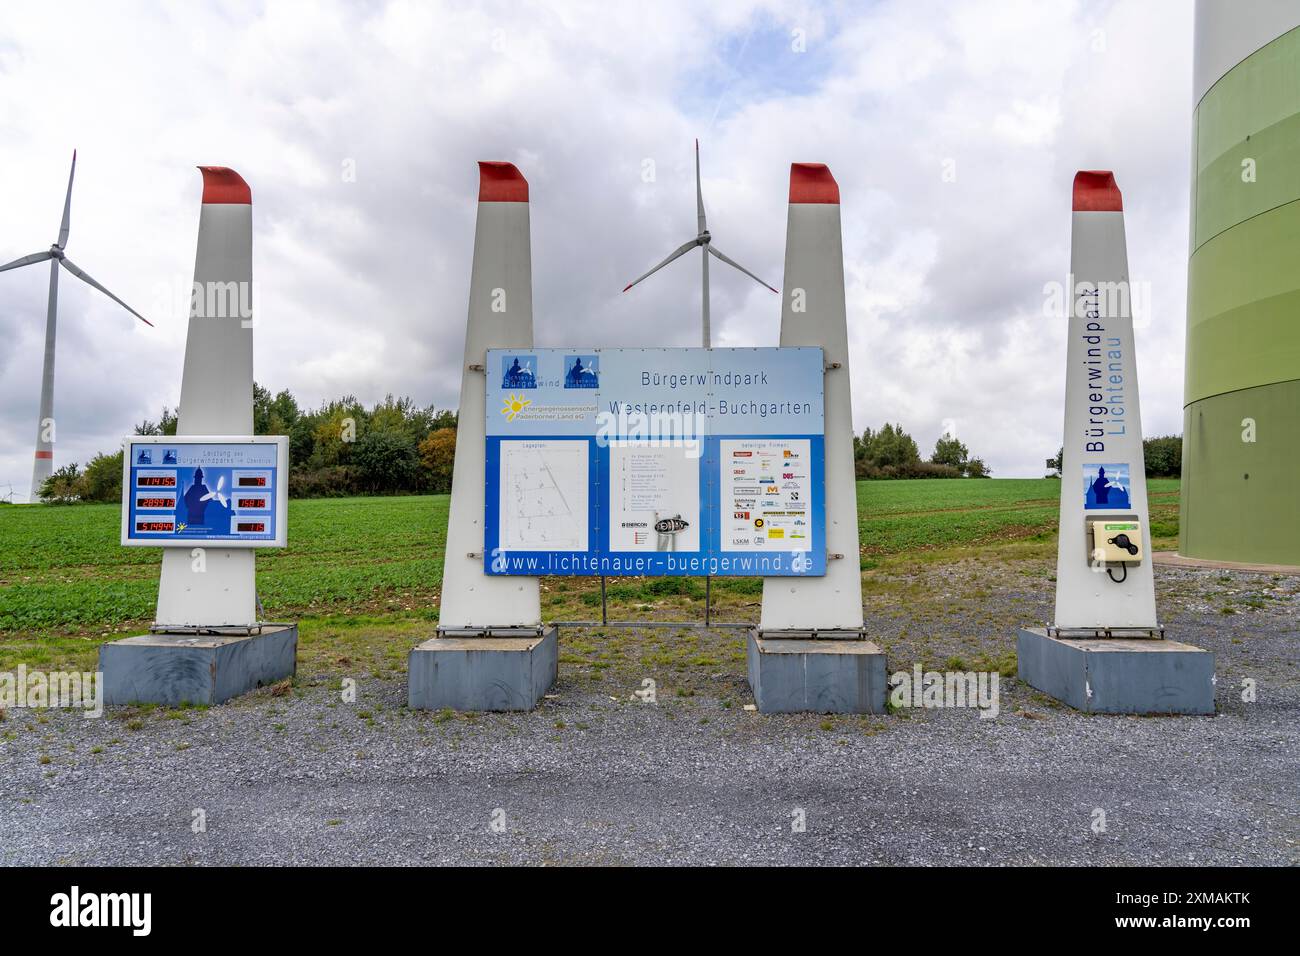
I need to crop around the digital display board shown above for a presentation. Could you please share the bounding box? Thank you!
[120,436,288,548]
[485,348,825,576]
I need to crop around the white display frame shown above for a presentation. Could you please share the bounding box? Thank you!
[120,435,289,549]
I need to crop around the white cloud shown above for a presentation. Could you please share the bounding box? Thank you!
[0,0,1193,500]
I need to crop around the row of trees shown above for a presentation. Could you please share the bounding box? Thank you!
[40,384,460,503]
[853,424,990,479]
[1046,435,1182,479]
[40,388,1185,503]
[43,401,1005,503]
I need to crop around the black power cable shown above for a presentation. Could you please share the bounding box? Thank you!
[1101,531,1138,583]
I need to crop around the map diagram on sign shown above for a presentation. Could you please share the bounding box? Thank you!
[499,440,588,551]
[721,438,812,552]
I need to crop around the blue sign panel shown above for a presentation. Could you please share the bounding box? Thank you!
[486,347,825,576]
[121,437,288,547]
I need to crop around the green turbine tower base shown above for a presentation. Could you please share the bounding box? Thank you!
[1183,7,1300,565]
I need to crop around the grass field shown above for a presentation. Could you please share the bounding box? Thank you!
[0,478,1180,671]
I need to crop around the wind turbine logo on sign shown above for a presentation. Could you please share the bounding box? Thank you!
[200,475,229,509]
[622,140,778,348]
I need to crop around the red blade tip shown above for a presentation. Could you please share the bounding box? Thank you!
[1072,170,1122,212]
[478,162,528,202]
[789,163,839,204]
[197,167,252,204]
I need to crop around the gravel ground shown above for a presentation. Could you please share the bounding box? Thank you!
[1,562,1296,866]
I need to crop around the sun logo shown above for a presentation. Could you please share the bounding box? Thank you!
[176,523,187,532]
[500,393,531,422]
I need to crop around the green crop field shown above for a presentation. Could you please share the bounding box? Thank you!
[0,478,1180,670]
[856,477,1180,558]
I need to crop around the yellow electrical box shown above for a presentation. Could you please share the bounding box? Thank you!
[1090,519,1143,563]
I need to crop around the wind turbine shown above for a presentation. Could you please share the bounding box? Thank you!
[0,151,153,500]
[622,140,777,347]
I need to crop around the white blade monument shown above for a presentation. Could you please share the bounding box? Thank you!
[1016,171,1214,715]
[99,167,296,706]
[408,162,558,711]
[747,163,886,714]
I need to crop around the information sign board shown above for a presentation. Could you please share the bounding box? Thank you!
[485,348,824,576]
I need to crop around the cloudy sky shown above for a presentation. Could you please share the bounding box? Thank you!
[0,0,1195,499]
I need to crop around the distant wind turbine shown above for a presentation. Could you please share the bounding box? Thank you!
[0,151,153,500]
[622,140,777,347]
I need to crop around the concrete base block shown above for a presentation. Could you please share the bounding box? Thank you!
[408,626,558,711]
[746,630,887,714]
[1017,627,1215,715]
[99,625,298,707]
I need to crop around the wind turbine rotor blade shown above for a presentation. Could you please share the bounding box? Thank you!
[621,238,700,292]
[57,150,76,248]
[707,244,779,294]
[0,250,53,274]
[695,138,706,234]
[58,257,154,327]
